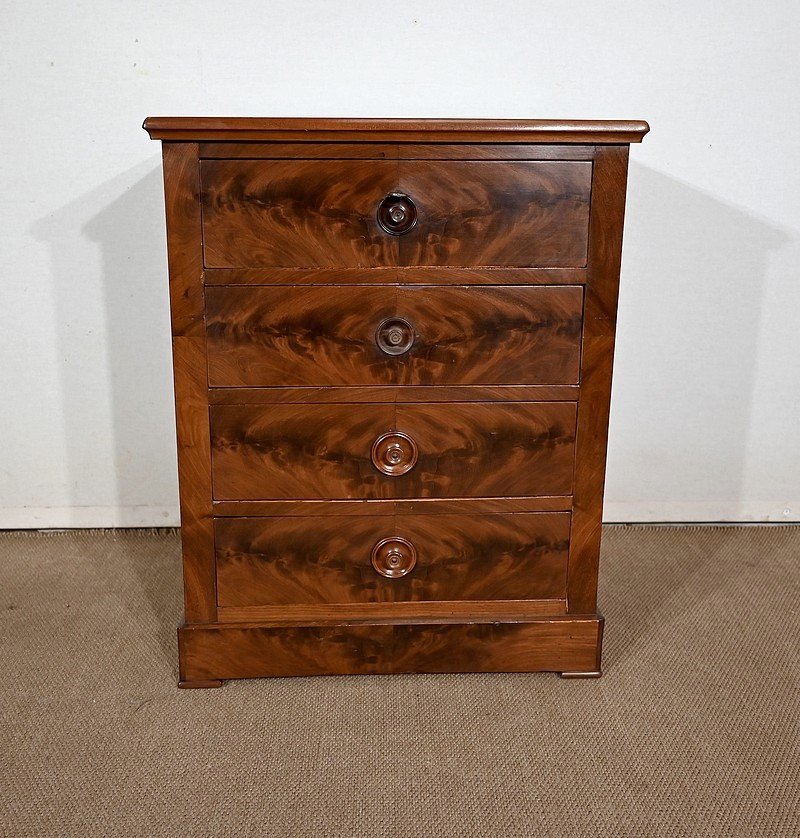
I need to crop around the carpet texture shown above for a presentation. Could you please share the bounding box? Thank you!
[0,526,798,837]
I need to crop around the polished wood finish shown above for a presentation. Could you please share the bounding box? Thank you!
[178,617,604,680]
[560,615,604,677]
[143,117,650,143]
[211,496,574,517]
[206,285,583,387]
[178,679,223,689]
[399,162,590,268]
[208,385,579,404]
[198,143,596,160]
[147,117,646,685]
[560,671,602,679]
[371,431,418,477]
[161,144,216,623]
[217,599,568,623]
[200,160,591,269]
[215,512,570,606]
[371,535,418,578]
[202,159,395,268]
[203,267,588,285]
[162,144,205,338]
[567,146,629,614]
[209,401,577,500]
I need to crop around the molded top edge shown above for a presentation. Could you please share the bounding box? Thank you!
[142,117,650,143]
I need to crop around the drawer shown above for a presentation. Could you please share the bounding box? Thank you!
[215,512,570,607]
[206,285,584,387]
[201,159,591,269]
[210,401,576,500]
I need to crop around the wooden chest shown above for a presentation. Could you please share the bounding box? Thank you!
[143,118,649,687]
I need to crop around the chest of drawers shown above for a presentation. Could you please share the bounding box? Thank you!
[143,118,648,687]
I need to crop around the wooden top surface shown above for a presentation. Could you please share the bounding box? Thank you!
[143,117,649,144]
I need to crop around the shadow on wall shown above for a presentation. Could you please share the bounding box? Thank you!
[606,162,792,522]
[31,160,177,527]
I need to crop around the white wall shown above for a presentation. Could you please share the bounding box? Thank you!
[2,0,799,527]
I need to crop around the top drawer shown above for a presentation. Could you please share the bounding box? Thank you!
[200,160,592,269]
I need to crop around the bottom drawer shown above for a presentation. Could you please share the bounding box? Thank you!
[215,512,570,608]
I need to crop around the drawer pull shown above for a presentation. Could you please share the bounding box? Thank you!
[371,536,417,578]
[371,431,418,476]
[377,192,417,235]
[375,317,415,356]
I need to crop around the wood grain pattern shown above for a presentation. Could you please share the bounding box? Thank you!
[215,512,570,606]
[212,496,573,517]
[210,401,577,500]
[202,160,398,269]
[171,338,217,622]
[200,160,591,269]
[199,143,596,160]
[208,385,580,404]
[144,116,650,143]
[217,600,568,623]
[567,146,630,614]
[397,161,590,268]
[206,285,584,387]
[178,617,604,680]
[161,143,204,337]
[145,117,646,684]
[161,142,216,623]
[560,615,604,677]
[203,267,588,285]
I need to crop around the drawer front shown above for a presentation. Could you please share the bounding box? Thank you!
[206,285,584,387]
[215,512,570,607]
[210,402,576,500]
[201,159,591,269]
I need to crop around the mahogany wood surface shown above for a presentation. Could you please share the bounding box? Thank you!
[203,266,588,285]
[200,160,591,269]
[178,679,224,689]
[211,496,573,517]
[162,144,205,338]
[208,385,579,404]
[217,599,568,623]
[178,617,604,680]
[215,512,570,607]
[161,143,216,623]
[210,401,577,500]
[199,143,596,160]
[143,117,650,143]
[147,117,646,685]
[567,146,629,614]
[206,285,583,387]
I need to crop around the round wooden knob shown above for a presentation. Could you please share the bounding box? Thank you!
[376,317,415,355]
[371,537,417,578]
[371,431,418,476]
[377,193,417,235]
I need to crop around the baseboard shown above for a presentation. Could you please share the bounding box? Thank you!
[602,501,799,524]
[0,505,180,529]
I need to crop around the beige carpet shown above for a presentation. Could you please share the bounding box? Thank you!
[1,526,798,837]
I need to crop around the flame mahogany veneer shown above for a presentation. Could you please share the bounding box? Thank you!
[144,117,648,687]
